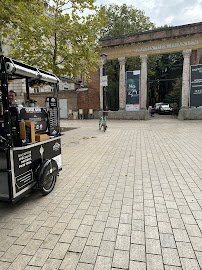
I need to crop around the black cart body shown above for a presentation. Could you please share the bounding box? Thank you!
[0,55,62,202]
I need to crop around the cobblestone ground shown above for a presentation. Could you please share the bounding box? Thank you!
[0,117,202,270]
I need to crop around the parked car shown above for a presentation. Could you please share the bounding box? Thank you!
[158,103,173,114]
[154,102,164,113]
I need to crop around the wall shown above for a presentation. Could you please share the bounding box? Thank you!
[77,68,100,117]
[30,91,77,111]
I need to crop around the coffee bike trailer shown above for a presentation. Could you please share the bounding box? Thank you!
[0,55,62,203]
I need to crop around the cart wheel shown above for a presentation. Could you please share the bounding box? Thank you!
[38,159,58,195]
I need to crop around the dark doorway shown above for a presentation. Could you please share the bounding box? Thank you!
[148,78,182,115]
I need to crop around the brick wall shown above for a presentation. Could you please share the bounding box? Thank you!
[77,68,100,116]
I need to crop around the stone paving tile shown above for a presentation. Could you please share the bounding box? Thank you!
[190,236,202,251]
[41,258,62,270]
[0,261,11,270]
[33,227,52,241]
[112,249,129,269]
[160,233,176,248]
[158,221,173,234]
[26,220,44,232]
[79,246,99,264]
[60,251,80,270]
[40,234,60,249]
[103,228,117,241]
[1,119,202,269]
[76,225,91,237]
[117,223,131,236]
[98,240,115,257]
[130,260,146,270]
[59,229,76,243]
[7,254,32,270]
[180,258,201,270]
[115,235,130,251]
[94,256,112,270]
[28,248,51,267]
[131,230,145,245]
[81,215,95,225]
[170,218,185,229]
[146,238,162,255]
[86,232,102,247]
[130,244,146,262]
[162,248,181,266]
[145,225,159,239]
[176,242,196,259]
[49,242,70,260]
[132,219,145,231]
[91,221,106,233]
[22,239,43,256]
[146,254,164,270]
[0,244,24,263]
[50,222,67,235]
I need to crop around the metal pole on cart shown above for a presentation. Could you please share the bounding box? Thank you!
[0,55,13,200]
[0,55,12,146]
[56,83,61,135]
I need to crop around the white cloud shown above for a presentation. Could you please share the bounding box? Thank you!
[183,4,202,24]
[164,16,175,25]
[95,0,202,27]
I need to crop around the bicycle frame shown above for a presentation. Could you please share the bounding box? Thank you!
[99,111,108,132]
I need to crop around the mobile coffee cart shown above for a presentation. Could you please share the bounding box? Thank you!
[0,55,62,202]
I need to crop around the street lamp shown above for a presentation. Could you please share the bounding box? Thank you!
[100,53,107,111]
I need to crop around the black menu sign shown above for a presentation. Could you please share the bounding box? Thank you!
[48,97,59,136]
[20,107,48,134]
[190,65,202,107]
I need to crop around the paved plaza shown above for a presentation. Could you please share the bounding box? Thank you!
[0,117,202,270]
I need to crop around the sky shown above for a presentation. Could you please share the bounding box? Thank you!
[95,0,202,27]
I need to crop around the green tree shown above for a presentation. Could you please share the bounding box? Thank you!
[100,4,156,110]
[1,0,106,78]
[151,52,183,104]
[101,4,155,38]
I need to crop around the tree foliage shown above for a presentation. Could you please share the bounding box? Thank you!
[101,4,155,38]
[0,0,106,78]
[148,52,183,107]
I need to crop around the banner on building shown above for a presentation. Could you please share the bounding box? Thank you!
[126,71,140,111]
[190,65,202,107]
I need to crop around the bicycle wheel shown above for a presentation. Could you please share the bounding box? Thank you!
[99,119,102,130]
[103,119,106,132]
[99,117,103,130]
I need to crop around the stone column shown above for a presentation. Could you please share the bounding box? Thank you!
[181,49,192,108]
[100,65,103,110]
[140,54,148,109]
[118,57,126,110]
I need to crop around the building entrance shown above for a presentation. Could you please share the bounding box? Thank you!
[99,22,202,120]
[148,78,182,115]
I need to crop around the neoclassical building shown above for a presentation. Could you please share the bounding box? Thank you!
[98,22,202,120]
